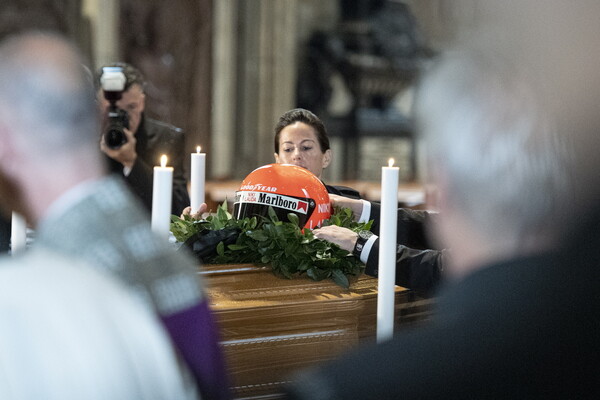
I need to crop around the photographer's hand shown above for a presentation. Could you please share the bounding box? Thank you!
[100,128,137,170]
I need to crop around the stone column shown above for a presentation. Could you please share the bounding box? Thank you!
[82,0,120,67]
[211,0,238,179]
[216,0,298,179]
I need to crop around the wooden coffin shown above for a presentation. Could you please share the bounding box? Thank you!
[201,264,428,399]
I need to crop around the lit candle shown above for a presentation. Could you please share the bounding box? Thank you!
[11,212,27,255]
[377,158,399,343]
[151,154,173,239]
[190,145,206,213]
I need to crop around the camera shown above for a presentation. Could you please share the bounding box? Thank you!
[100,67,129,149]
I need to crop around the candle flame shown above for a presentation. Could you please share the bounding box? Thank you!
[196,146,201,153]
[160,155,168,168]
[388,158,395,167]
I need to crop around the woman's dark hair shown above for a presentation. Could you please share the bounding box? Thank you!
[274,108,330,153]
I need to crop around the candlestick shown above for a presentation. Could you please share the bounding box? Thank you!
[151,154,173,239]
[190,146,206,213]
[11,212,27,255]
[377,158,399,343]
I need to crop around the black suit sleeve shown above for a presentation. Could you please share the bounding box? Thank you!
[364,238,445,297]
[369,202,438,250]
[325,184,362,199]
[127,152,190,216]
[126,158,155,212]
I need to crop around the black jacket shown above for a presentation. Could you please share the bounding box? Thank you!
[325,184,362,199]
[285,206,600,399]
[326,184,444,296]
[366,202,444,296]
[108,116,190,215]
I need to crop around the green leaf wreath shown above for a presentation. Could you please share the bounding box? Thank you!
[170,201,372,288]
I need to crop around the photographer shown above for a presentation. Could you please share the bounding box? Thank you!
[97,62,190,216]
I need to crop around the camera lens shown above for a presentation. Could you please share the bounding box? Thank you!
[103,107,129,149]
[104,126,127,149]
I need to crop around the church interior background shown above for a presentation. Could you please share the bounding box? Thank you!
[0,0,486,186]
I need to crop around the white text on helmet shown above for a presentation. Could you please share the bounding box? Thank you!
[318,203,331,213]
[239,184,278,192]
[234,191,308,215]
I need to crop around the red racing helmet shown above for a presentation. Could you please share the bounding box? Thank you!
[233,164,331,229]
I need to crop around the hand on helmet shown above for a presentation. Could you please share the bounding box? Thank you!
[329,194,364,221]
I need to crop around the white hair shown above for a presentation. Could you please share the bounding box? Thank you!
[0,249,194,400]
[415,49,571,248]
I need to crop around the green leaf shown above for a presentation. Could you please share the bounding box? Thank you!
[287,213,299,227]
[331,269,350,289]
[170,203,369,288]
[247,230,269,241]
[307,267,329,281]
[216,241,225,256]
[297,261,310,271]
[249,217,258,229]
[267,206,279,222]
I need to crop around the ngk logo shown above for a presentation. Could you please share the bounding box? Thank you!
[318,203,330,213]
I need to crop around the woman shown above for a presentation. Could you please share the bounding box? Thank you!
[273,108,443,296]
[183,108,358,217]
[273,108,331,179]
[273,108,360,198]
[185,108,444,296]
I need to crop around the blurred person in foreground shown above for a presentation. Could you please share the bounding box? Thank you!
[0,250,192,400]
[97,62,190,216]
[0,31,229,400]
[283,45,600,399]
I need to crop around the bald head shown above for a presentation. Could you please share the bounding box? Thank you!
[414,1,600,274]
[0,31,104,223]
[0,31,99,157]
[417,49,571,254]
[440,0,600,217]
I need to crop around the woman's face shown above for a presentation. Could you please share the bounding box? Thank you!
[274,122,331,178]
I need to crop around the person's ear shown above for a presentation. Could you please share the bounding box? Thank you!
[0,129,29,221]
[0,123,19,178]
[139,92,146,112]
[274,152,281,163]
[322,149,332,169]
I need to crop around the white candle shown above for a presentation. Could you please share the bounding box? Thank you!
[11,212,27,255]
[190,146,206,213]
[151,155,173,239]
[377,158,399,343]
